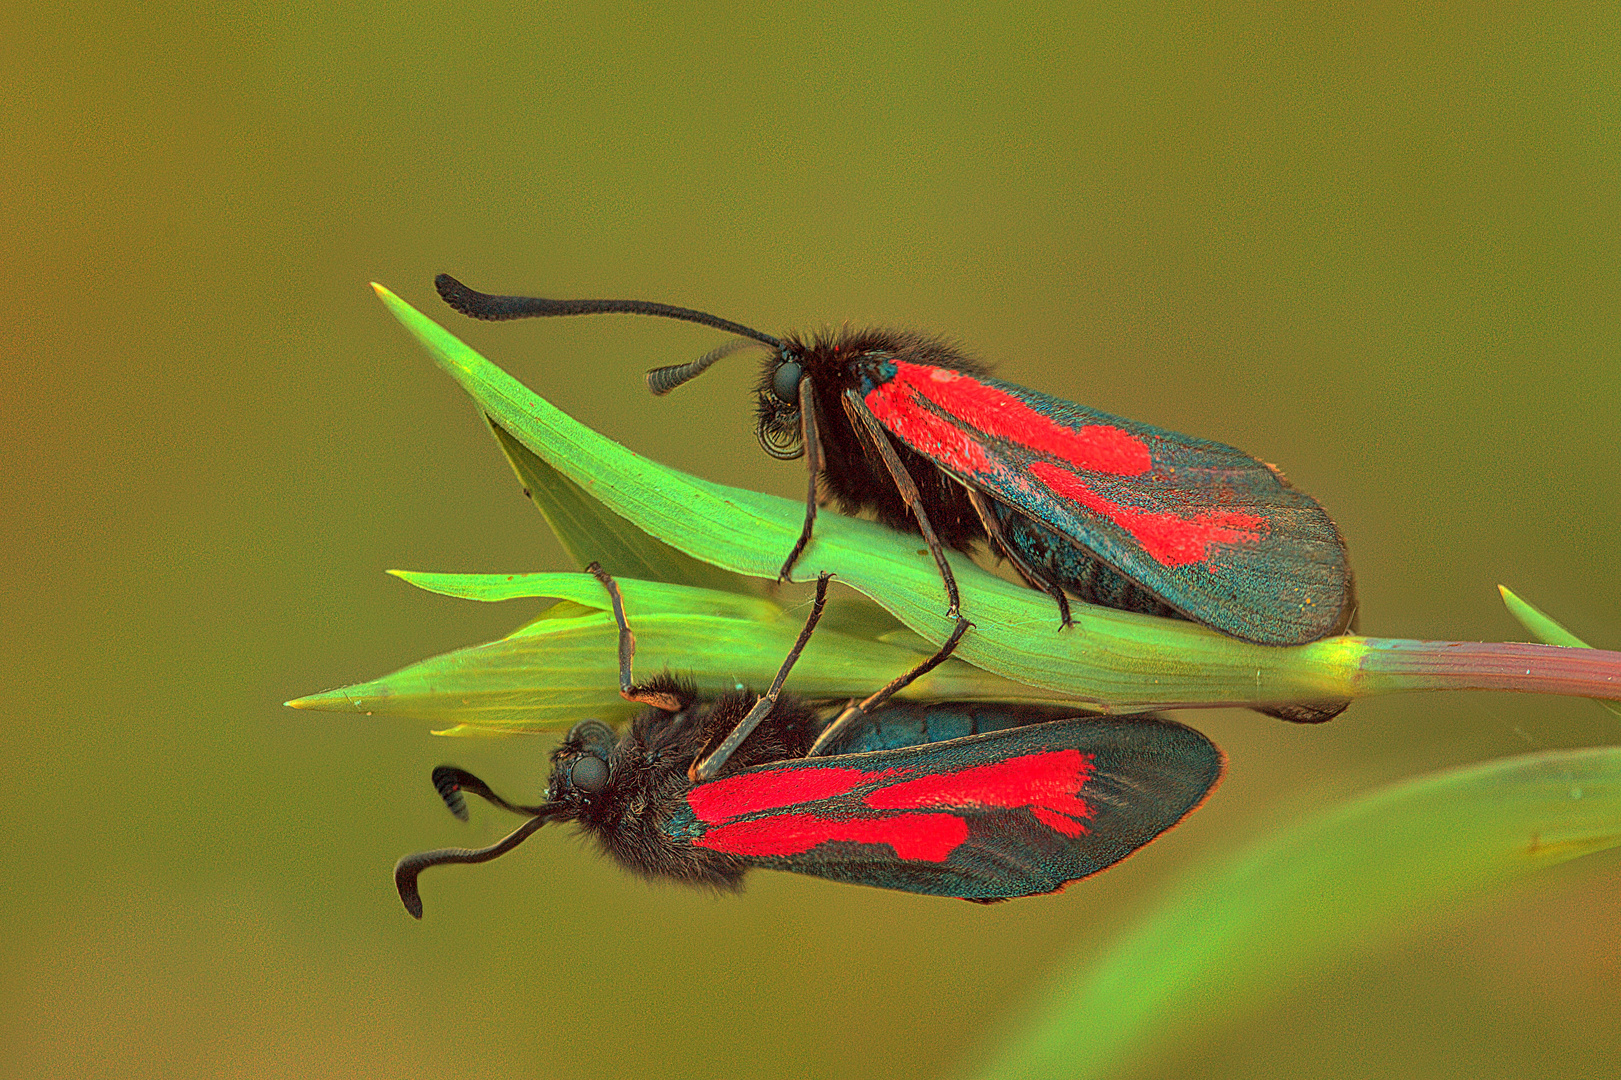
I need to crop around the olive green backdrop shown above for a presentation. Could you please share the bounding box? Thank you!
[3,3,1618,1078]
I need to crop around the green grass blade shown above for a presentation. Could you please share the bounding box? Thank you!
[974,745,1621,1080]
[488,417,755,593]
[386,569,777,621]
[1499,585,1595,649]
[1498,585,1621,718]
[287,573,1064,731]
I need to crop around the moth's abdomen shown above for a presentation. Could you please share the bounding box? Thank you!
[993,504,1181,619]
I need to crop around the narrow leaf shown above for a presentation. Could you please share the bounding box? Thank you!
[387,569,776,622]
[1499,585,1621,718]
[288,573,1064,731]
[975,745,1621,1080]
[488,417,754,593]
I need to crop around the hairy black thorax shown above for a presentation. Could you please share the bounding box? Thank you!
[544,674,823,889]
[754,327,992,551]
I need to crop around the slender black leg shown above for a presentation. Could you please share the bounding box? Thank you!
[964,487,1073,628]
[807,615,971,757]
[778,378,824,582]
[587,561,682,711]
[689,573,834,781]
[842,390,962,618]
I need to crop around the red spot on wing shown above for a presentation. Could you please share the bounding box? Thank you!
[687,764,908,823]
[865,750,1095,834]
[864,380,993,474]
[694,812,969,861]
[1030,807,1089,837]
[868,361,1152,476]
[1029,460,1269,567]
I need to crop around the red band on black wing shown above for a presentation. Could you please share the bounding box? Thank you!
[863,360,1351,644]
[683,714,1223,899]
[694,812,968,861]
[687,763,909,823]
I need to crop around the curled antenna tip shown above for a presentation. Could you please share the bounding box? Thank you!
[391,814,553,921]
[394,856,427,919]
[432,766,470,821]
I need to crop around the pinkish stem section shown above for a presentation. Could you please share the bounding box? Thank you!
[1357,639,1621,700]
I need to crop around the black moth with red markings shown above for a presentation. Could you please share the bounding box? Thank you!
[394,569,1223,916]
[435,274,1355,663]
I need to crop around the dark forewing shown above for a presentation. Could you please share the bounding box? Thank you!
[676,715,1223,899]
[861,361,1352,644]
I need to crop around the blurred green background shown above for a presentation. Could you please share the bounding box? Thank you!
[4,2,1618,1077]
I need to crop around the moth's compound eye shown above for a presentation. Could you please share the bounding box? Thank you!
[569,755,609,793]
[771,361,803,405]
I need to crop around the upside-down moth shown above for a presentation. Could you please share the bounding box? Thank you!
[394,569,1223,916]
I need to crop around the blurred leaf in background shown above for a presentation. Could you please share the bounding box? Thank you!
[978,742,1621,1079]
